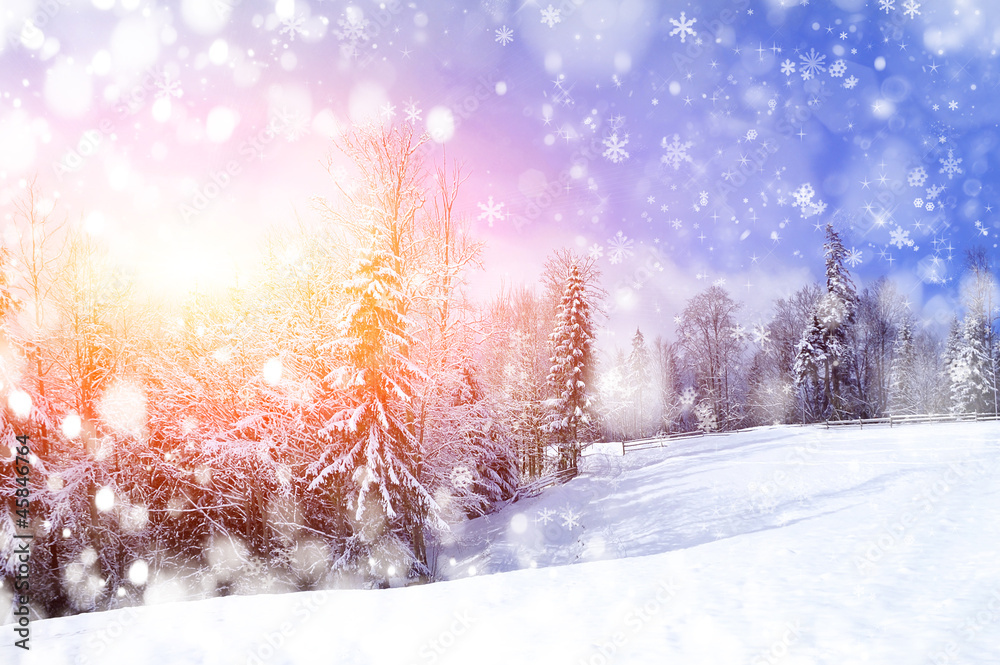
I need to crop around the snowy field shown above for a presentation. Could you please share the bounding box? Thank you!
[5,421,1000,664]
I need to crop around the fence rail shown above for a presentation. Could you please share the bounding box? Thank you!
[615,412,1000,455]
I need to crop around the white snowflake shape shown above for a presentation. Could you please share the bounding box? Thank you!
[889,225,913,249]
[798,48,827,79]
[730,324,747,341]
[273,107,309,141]
[913,198,924,208]
[280,15,306,40]
[495,25,514,45]
[404,101,422,126]
[843,75,859,89]
[907,166,927,187]
[699,191,709,206]
[939,149,963,179]
[753,323,771,347]
[602,132,630,163]
[661,134,693,170]
[828,59,847,78]
[560,506,581,530]
[536,507,555,525]
[607,231,634,264]
[902,0,921,18]
[793,182,815,208]
[540,4,561,28]
[335,11,370,57]
[680,386,697,407]
[588,243,604,260]
[155,76,183,101]
[746,129,758,141]
[780,59,796,76]
[669,11,698,43]
[477,196,505,226]
[925,184,945,200]
[846,247,863,268]
[878,0,895,13]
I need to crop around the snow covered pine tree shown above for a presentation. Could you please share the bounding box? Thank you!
[546,262,597,476]
[794,222,859,421]
[309,242,442,584]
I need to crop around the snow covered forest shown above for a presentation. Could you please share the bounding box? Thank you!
[1,120,999,622]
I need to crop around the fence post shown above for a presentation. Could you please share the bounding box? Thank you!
[621,440,625,456]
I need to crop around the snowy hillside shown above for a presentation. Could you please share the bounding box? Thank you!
[5,421,1000,665]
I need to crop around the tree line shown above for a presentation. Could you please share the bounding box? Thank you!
[0,124,605,617]
[598,224,1000,440]
[2,121,995,618]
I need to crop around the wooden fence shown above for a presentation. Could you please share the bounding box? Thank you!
[613,412,1000,456]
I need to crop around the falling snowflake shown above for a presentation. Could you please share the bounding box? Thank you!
[730,324,747,341]
[607,231,634,264]
[668,11,698,43]
[404,101,422,126]
[477,196,505,226]
[536,507,555,525]
[495,25,514,45]
[798,48,827,80]
[588,243,604,260]
[939,149,964,179]
[661,134,693,170]
[272,107,309,141]
[889,225,914,249]
[753,323,771,347]
[699,191,709,206]
[878,0,895,13]
[902,0,921,18]
[828,59,847,77]
[907,166,927,187]
[843,75,859,89]
[560,505,581,530]
[540,4,561,28]
[603,132,630,163]
[280,15,306,40]
[846,247,863,267]
[335,11,370,58]
[793,183,815,208]
[780,59,796,76]
[155,76,183,100]
[746,129,758,141]
[680,386,697,407]
[913,198,924,208]
[694,402,717,432]
[925,184,945,200]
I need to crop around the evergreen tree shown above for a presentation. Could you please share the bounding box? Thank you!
[309,242,440,581]
[794,223,859,420]
[793,313,828,421]
[888,317,917,415]
[546,263,596,475]
[950,313,992,414]
[627,328,652,436]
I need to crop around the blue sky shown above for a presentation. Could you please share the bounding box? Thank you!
[0,0,997,342]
